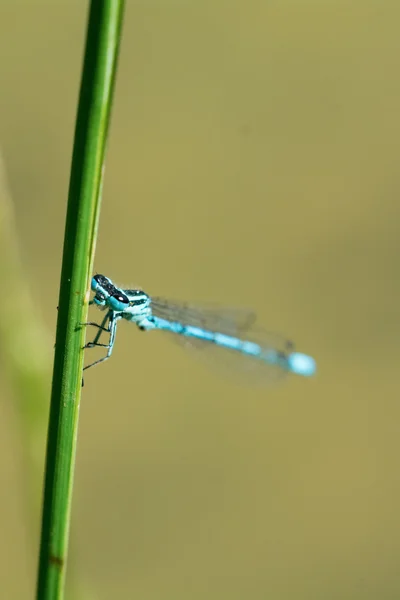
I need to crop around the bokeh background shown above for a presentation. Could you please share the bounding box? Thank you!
[1,1,400,598]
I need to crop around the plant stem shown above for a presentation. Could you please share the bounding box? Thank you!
[36,2,126,598]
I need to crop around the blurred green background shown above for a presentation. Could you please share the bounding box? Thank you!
[1,1,400,598]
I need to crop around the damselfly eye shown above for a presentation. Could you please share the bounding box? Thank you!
[93,274,109,286]
[112,292,129,304]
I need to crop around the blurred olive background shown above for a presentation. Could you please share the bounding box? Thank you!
[1,1,400,599]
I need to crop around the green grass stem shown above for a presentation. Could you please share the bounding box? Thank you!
[36,2,126,598]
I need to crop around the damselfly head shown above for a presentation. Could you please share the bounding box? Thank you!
[91,274,116,306]
[109,291,130,312]
[91,274,115,294]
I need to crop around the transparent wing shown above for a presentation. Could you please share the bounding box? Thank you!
[151,297,257,336]
[150,297,294,385]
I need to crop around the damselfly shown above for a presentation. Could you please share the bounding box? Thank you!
[83,274,316,380]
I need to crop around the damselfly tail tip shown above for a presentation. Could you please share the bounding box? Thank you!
[288,352,316,377]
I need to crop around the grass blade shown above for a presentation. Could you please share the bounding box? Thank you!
[36,2,126,598]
